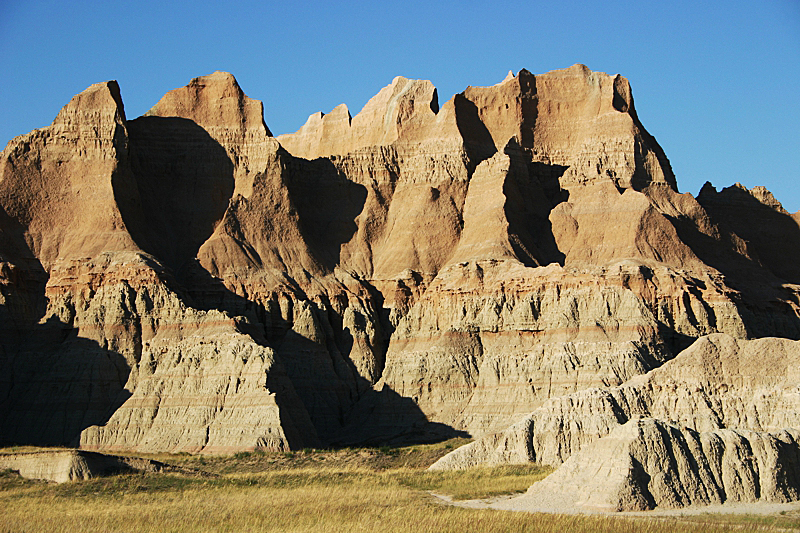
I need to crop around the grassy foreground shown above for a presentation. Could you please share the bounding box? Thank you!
[1,441,798,533]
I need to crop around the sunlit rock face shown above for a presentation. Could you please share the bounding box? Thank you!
[492,419,800,512]
[1,66,798,457]
[431,333,800,468]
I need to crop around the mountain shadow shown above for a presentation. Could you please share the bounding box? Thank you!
[121,116,235,276]
[503,138,569,267]
[174,257,464,447]
[454,93,497,170]
[697,184,800,285]
[0,219,131,446]
[0,316,133,447]
[658,186,800,340]
[282,152,368,273]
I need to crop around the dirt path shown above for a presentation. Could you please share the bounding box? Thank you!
[431,490,800,519]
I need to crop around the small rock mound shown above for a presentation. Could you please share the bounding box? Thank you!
[0,450,170,483]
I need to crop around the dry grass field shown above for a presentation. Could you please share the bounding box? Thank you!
[1,440,798,533]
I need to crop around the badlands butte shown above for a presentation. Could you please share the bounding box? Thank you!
[2,64,800,511]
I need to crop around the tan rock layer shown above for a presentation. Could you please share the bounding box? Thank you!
[1,66,799,456]
[278,65,676,192]
[0,81,138,269]
[494,419,800,512]
[430,334,800,469]
[0,450,172,483]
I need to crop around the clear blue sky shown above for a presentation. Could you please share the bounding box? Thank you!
[1,0,798,211]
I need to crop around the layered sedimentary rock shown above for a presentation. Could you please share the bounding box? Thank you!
[494,419,800,512]
[0,449,172,483]
[697,182,800,285]
[0,81,138,268]
[1,65,799,461]
[435,333,800,510]
[0,77,317,452]
[275,66,798,439]
[430,334,800,469]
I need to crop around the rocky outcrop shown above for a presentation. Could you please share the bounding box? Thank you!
[494,419,800,512]
[0,76,318,453]
[0,81,144,445]
[0,81,138,268]
[697,182,800,285]
[435,333,800,511]
[277,76,441,159]
[0,449,173,483]
[1,66,799,460]
[431,334,800,470]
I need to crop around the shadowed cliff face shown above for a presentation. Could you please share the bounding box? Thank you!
[0,82,136,445]
[0,315,133,446]
[697,182,800,285]
[124,116,235,275]
[282,154,368,273]
[0,67,798,455]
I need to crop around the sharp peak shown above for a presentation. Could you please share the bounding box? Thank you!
[389,74,431,84]
[383,75,437,91]
[53,80,126,125]
[83,79,121,91]
[188,71,241,87]
[70,80,124,101]
[315,103,352,121]
[462,68,534,91]
[699,181,789,213]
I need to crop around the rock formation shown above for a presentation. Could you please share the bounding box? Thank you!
[493,419,800,512]
[1,65,799,474]
[432,333,800,510]
[0,78,317,452]
[0,449,176,483]
[430,333,800,469]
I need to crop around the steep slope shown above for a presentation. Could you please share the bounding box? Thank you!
[1,65,799,457]
[697,182,800,285]
[275,66,799,438]
[131,71,323,279]
[0,81,143,444]
[126,73,389,441]
[0,78,318,452]
[431,334,800,469]
[0,81,138,267]
[494,419,800,512]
